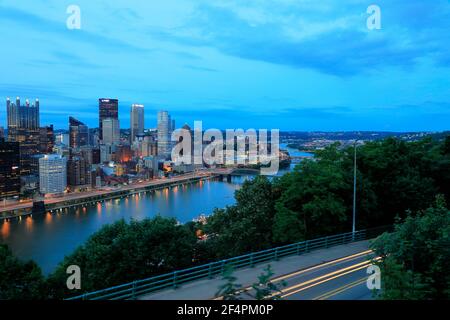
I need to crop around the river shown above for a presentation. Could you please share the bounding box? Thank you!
[0,145,312,274]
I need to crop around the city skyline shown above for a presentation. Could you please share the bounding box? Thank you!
[0,1,449,131]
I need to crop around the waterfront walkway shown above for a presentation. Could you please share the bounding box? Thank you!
[138,240,371,300]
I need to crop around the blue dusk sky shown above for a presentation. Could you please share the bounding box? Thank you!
[0,0,449,131]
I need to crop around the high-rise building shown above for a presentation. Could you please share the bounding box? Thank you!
[139,135,158,158]
[6,97,41,176]
[99,98,118,140]
[39,154,67,195]
[0,138,20,200]
[39,125,55,154]
[130,104,144,143]
[69,117,89,149]
[157,110,172,158]
[56,133,69,146]
[67,156,91,191]
[100,144,114,163]
[102,118,120,145]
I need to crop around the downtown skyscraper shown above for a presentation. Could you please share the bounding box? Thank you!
[102,118,120,146]
[99,98,118,140]
[6,97,41,176]
[0,138,20,200]
[157,110,174,159]
[69,116,89,149]
[130,104,144,143]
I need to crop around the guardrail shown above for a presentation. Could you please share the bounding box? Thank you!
[67,225,391,300]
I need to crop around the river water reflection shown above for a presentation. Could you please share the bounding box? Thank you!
[1,146,312,274]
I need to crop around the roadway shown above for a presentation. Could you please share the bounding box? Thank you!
[237,250,377,300]
[139,240,376,301]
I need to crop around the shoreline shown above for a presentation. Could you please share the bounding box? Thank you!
[0,172,220,222]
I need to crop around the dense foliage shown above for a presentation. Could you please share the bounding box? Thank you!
[0,135,449,299]
[47,216,197,297]
[0,244,46,300]
[371,197,450,299]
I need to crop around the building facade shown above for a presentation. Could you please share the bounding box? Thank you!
[39,125,55,154]
[102,118,120,145]
[99,98,118,140]
[39,154,67,195]
[0,138,20,200]
[157,110,171,158]
[6,97,41,176]
[130,104,144,143]
[69,117,89,149]
[67,156,91,191]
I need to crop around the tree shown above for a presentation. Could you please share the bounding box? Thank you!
[205,176,277,258]
[370,196,450,299]
[250,265,285,300]
[273,144,350,244]
[215,265,242,300]
[0,244,47,300]
[48,217,197,298]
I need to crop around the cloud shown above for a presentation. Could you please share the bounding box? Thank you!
[0,5,149,53]
[147,0,450,76]
[183,65,218,72]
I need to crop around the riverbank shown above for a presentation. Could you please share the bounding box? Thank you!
[0,172,218,221]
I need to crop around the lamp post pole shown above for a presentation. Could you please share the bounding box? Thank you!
[352,140,357,239]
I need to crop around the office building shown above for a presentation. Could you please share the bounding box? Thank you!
[99,98,118,140]
[39,154,67,195]
[130,104,144,143]
[67,156,91,191]
[102,118,120,145]
[39,125,55,154]
[56,133,69,146]
[100,144,114,163]
[157,110,172,158]
[69,117,89,149]
[0,138,20,200]
[6,97,41,176]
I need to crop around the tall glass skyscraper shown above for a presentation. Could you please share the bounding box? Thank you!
[130,104,144,143]
[157,110,171,158]
[69,117,89,149]
[99,98,118,140]
[102,118,120,146]
[6,97,40,176]
[0,138,20,200]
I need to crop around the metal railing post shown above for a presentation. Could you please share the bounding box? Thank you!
[325,236,329,248]
[250,253,255,267]
[132,281,137,299]
[296,243,300,255]
[173,271,178,289]
[208,264,213,279]
[274,248,279,261]
[305,240,309,253]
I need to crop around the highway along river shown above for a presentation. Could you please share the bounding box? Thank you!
[1,146,312,275]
